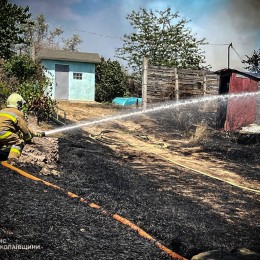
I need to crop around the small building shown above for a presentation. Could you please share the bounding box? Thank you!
[37,49,101,101]
[215,69,260,131]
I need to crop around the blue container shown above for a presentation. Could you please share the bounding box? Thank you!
[112,97,142,106]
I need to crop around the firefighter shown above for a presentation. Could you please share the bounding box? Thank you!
[0,93,45,164]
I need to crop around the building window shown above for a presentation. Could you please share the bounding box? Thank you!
[73,73,82,80]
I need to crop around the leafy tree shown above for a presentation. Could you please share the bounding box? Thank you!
[116,7,208,74]
[242,49,260,73]
[95,57,129,102]
[62,34,83,52]
[31,14,49,47]
[48,27,64,49]
[22,14,82,55]
[22,14,62,54]
[0,0,31,59]
[25,13,49,54]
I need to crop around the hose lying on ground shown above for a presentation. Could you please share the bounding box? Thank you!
[1,161,187,260]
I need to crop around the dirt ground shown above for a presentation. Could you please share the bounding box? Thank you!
[0,101,259,259]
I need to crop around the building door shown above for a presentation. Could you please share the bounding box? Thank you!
[55,64,69,100]
[216,73,230,129]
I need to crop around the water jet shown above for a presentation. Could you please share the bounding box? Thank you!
[45,92,259,136]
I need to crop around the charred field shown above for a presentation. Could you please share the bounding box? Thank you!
[0,101,259,260]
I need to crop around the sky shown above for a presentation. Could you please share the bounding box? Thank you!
[10,0,260,72]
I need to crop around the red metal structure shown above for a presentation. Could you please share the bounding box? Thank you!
[215,69,259,131]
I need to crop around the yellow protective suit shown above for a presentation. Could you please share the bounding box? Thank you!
[0,107,33,159]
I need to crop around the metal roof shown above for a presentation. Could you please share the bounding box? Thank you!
[247,72,260,80]
[37,49,101,64]
[215,68,260,81]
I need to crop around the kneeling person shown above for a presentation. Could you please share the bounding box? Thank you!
[0,93,45,164]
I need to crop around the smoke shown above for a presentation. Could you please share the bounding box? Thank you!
[228,0,260,30]
[199,0,260,71]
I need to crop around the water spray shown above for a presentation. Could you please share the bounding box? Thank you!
[45,92,259,136]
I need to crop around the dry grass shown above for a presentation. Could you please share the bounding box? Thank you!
[189,122,209,144]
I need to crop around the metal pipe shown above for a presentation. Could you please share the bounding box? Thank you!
[228,43,233,69]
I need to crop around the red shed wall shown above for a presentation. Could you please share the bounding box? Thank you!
[225,73,258,131]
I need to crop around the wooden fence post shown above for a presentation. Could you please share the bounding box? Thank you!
[203,73,207,96]
[142,57,148,109]
[174,68,179,101]
[202,73,207,111]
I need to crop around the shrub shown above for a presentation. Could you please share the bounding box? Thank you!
[18,81,56,122]
[0,54,56,121]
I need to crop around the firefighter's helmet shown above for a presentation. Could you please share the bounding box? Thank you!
[6,93,25,110]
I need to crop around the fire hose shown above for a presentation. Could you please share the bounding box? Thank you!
[1,161,186,260]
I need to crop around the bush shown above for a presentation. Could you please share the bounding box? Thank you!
[18,81,56,122]
[2,54,40,83]
[0,59,19,108]
[0,54,56,121]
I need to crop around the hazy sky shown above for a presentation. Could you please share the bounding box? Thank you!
[11,0,260,71]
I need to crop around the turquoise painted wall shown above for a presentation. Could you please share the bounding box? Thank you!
[41,59,96,101]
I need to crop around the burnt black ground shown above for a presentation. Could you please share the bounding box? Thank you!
[1,127,259,260]
[0,162,171,260]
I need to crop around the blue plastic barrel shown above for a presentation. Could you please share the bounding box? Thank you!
[112,97,142,106]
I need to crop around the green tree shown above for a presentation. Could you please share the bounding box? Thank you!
[95,57,129,102]
[28,13,49,54]
[242,49,260,73]
[116,7,208,74]
[0,0,31,59]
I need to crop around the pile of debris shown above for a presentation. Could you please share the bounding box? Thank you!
[20,136,61,176]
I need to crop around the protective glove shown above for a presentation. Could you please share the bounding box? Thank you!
[33,132,46,138]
